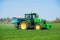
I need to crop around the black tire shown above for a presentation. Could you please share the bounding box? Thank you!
[19,21,29,30]
[34,23,42,30]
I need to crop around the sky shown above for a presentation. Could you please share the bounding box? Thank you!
[0,0,60,21]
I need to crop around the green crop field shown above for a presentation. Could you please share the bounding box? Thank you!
[0,23,60,40]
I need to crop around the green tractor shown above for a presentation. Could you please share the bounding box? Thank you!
[11,13,51,30]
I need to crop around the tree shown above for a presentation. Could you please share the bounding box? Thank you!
[0,18,3,21]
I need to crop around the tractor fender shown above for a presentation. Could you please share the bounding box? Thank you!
[17,19,28,25]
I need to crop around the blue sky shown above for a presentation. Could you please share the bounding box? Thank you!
[0,0,60,21]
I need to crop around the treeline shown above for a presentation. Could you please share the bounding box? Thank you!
[0,17,11,24]
[51,17,60,23]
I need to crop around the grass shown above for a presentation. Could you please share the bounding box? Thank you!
[0,23,60,40]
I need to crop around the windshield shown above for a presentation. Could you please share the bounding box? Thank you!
[25,15,30,19]
[33,15,36,18]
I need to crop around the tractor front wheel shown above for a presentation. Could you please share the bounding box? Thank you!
[35,24,42,30]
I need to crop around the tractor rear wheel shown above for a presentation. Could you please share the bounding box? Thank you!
[19,21,28,30]
[35,24,42,30]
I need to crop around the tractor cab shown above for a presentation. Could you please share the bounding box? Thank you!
[25,13,38,19]
[25,13,39,25]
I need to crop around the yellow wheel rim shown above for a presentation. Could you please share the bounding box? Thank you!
[20,22,27,29]
[36,25,40,30]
